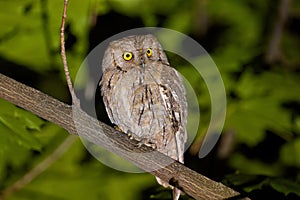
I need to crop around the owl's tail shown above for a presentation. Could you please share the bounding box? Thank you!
[156,177,181,200]
[173,188,181,200]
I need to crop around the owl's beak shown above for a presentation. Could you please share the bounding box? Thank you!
[140,57,145,68]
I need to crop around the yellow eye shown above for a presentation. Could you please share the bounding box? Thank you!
[146,48,152,57]
[123,52,133,61]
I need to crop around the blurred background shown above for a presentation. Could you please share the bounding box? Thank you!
[0,0,300,199]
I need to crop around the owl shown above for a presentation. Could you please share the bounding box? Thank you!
[100,34,187,200]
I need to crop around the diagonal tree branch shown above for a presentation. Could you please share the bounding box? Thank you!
[0,73,240,200]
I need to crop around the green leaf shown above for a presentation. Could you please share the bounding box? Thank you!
[269,178,300,196]
[279,138,300,167]
[224,173,261,187]
[224,174,300,197]
[224,173,268,193]
[0,99,47,183]
[0,99,43,151]
[228,153,281,176]
[225,71,299,146]
[0,0,89,79]
[7,139,155,200]
[0,121,38,184]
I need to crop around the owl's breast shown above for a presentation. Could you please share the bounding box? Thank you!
[115,74,178,139]
[102,64,185,141]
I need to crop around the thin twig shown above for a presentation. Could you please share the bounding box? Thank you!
[60,0,80,106]
[265,0,291,64]
[0,135,77,200]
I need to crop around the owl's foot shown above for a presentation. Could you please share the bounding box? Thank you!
[127,131,135,140]
[137,138,157,149]
[127,131,142,141]
[114,125,123,132]
[156,177,181,200]
[126,131,156,149]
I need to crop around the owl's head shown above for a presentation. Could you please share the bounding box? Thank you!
[102,34,169,72]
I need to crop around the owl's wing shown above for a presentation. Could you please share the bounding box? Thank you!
[151,65,187,163]
[100,68,125,126]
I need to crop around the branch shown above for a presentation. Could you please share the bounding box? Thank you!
[0,73,240,200]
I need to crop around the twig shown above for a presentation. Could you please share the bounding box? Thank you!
[265,0,291,64]
[0,73,241,200]
[60,0,80,106]
[0,135,77,200]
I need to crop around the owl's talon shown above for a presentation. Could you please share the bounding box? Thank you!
[114,126,122,132]
[137,142,143,148]
[137,139,156,149]
[149,143,157,149]
[126,131,138,140]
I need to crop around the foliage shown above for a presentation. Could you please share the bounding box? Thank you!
[0,0,300,199]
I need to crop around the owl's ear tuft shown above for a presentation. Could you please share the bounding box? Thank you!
[154,40,169,66]
[158,48,170,66]
[102,47,115,72]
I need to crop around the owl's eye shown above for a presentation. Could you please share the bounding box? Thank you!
[123,52,133,61]
[146,48,152,57]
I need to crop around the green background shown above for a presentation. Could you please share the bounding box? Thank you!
[0,0,300,199]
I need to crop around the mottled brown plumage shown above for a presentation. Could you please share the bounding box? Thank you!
[100,34,187,200]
